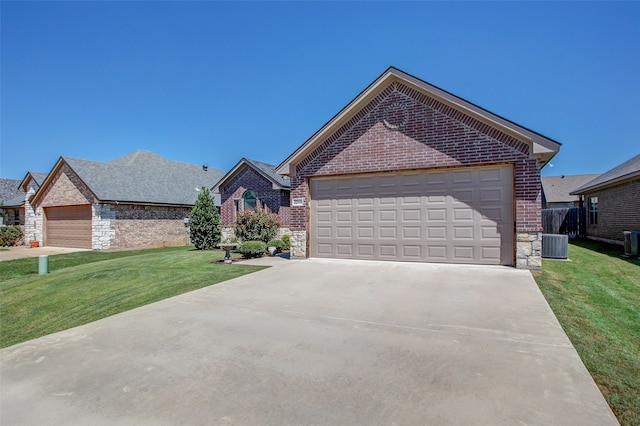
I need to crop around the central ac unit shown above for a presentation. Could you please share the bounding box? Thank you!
[542,234,569,259]
[623,231,640,257]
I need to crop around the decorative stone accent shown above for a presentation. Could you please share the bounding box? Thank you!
[93,204,116,250]
[221,227,236,242]
[290,230,307,259]
[23,188,43,246]
[383,101,409,130]
[516,232,542,271]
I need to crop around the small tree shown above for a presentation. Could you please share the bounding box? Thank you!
[189,187,222,250]
[235,209,280,243]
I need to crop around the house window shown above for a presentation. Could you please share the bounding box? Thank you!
[233,199,241,221]
[13,210,20,225]
[588,196,598,225]
[243,191,257,212]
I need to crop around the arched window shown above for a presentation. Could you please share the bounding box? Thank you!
[243,190,257,212]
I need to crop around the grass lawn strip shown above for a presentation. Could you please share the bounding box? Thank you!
[0,246,198,281]
[535,240,639,426]
[0,247,266,348]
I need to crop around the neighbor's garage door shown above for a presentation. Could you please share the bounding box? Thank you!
[310,166,514,265]
[45,205,92,249]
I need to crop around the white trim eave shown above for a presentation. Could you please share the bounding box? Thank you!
[277,67,561,175]
[212,160,248,193]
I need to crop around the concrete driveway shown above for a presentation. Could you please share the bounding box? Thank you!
[1,259,617,425]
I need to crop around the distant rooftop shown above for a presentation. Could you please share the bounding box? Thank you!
[542,174,600,203]
[0,178,22,203]
[36,150,224,206]
[571,153,640,194]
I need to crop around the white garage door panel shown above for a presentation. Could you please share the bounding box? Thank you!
[310,166,514,265]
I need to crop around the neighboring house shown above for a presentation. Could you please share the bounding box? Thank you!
[12,172,49,230]
[25,150,223,249]
[570,153,640,245]
[541,174,600,209]
[0,178,24,226]
[276,67,561,270]
[212,158,290,241]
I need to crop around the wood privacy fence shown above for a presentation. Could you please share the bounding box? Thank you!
[542,208,586,236]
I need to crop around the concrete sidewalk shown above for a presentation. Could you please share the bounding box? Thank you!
[0,246,90,262]
[1,259,618,425]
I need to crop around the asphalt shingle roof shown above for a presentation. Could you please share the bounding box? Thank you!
[0,179,22,203]
[571,153,640,194]
[244,159,290,188]
[29,172,49,189]
[541,174,600,203]
[64,150,224,205]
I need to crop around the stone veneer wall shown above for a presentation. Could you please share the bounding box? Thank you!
[92,204,116,250]
[516,232,542,270]
[23,187,43,245]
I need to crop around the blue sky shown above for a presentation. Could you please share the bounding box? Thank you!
[1,1,639,180]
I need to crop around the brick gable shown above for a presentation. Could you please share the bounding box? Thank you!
[36,163,95,208]
[219,166,290,228]
[290,83,541,234]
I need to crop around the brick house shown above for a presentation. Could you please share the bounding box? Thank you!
[212,158,290,241]
[0,178,25,228]
[26,150,223,249]
[571,153,640,244]
[541,174,600,209]
[0,173,48,237]
[276,67,561,270]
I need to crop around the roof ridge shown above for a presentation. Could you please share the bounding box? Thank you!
[571,153,640,194]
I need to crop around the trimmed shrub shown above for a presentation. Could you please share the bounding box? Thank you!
[238,241,267,258]
[189,187,222,250]
[0,226,23,247]
[235,209,280,243]
[267,239,285,253]
[281,234,290,250]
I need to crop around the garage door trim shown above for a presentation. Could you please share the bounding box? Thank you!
[309,164,514,265]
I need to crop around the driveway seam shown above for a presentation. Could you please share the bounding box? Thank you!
[214,301,574,349]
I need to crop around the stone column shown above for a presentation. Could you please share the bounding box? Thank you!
[516,232,542,271]
[92,204,116,250]
[290,230,307,259]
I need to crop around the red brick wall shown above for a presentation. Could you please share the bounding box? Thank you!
[290,82,541,233]
[219,166,290,227]
[585,179,640,242]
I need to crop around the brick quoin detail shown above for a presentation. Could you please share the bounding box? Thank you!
[219,166,290,228]
[289,84,542,235]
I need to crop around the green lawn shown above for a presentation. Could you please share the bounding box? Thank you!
[0,247,266,348]
[535,240,640,426]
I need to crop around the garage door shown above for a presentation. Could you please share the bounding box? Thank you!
[310,166,514,265]
[45,205,92,249]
